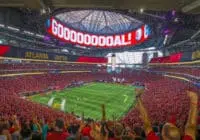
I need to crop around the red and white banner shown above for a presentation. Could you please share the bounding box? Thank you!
[47,17,150,48]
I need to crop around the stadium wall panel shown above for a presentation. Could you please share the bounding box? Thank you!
[150,52,194,63]
[181,52,192,62]
[0,45,107,63]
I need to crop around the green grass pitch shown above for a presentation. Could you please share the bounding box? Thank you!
[30,83,136,120]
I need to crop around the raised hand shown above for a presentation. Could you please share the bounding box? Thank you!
[185,90,198,140]
[102,104,106,121]
[187,90,198,102]
[135,88,145,98]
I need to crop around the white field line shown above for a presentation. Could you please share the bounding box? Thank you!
[61,99,66,111]
[47,97,55,107]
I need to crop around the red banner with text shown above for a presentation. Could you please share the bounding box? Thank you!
[47,17,150,48]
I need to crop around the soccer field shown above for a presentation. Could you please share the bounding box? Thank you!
[30,83,136,120]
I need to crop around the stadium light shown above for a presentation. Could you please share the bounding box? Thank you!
[40,8,46,15]
[0,24,5,28]
[182,0,200,12]
[24,30,34,35]
[62,49,69,53]
[7,26,20,32]
[163,35,168,45]
[140,8,144,13]
[36,34,44,38]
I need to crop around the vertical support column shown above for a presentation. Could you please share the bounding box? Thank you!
[111,53,116,71]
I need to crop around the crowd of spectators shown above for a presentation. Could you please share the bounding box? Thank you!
[123,78,198,127]
[0,63,99,74]
[149,67,200,77]
[0,63,199,139]
[1,74,110,96]
[0,88,199,140]
[0,63,97,70]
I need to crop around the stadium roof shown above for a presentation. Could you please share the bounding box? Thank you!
[0,0,200,14]
[0,1,199,54]
[54,10,143,34]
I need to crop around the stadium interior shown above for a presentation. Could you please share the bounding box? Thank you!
[0,0,200,140]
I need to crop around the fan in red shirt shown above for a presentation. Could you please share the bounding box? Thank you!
[47,118,69,140]
[81,124,92,137]
[136,88,198,140]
